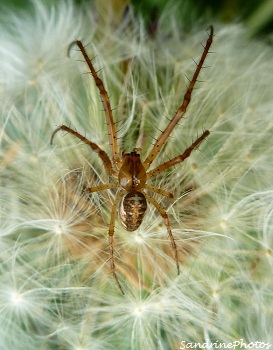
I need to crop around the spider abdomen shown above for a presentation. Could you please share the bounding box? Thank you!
[119,191,147,231]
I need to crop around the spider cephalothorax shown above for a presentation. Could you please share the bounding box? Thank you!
[118,150,147,191]
[51,27,213,294]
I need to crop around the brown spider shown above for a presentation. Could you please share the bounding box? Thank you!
[51,26,213,294]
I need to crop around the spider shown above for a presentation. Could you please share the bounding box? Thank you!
[51,26,213,294]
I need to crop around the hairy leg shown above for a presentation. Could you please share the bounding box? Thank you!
[143,26,213,170]
[73,41,121,166]
[51,125,117,177]
[108,189,126,294]
[147,130,210,179]
[143,191,180,275]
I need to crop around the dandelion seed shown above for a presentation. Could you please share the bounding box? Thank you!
[10,291,24,306]
[133,305,145,317]
[54,222,67,235]
[219,218,228,229]
[134,233,145,244]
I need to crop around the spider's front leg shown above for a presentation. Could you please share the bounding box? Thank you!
[143,26,213,170]
[146,129,210,179]
[50,125,117,177]
[73,40,122,167]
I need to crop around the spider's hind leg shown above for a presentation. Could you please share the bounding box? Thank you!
[142,191,180,276]
[108,189,126,295]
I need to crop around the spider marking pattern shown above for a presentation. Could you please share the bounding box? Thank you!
[51,26,214,294]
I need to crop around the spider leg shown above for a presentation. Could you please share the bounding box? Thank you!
[108,189,126,295]
[143,26,213,170]
[51,125,117,177]
[142,191,180,275]
[74,41,121,166]
[147,129,210,179]
[86,182,119,193]
[144,184,174,198]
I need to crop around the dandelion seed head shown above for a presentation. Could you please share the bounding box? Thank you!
[1,0,273,348]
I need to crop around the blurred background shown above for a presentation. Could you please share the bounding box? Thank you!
[1,0,273,38]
